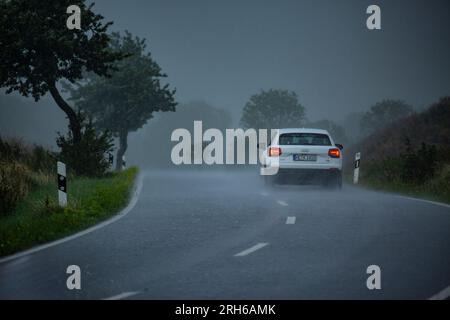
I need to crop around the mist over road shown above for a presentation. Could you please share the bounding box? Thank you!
[0,170,449,299]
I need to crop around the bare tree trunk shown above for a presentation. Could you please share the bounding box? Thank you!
[48,83,81,144]
[115,130,128,171]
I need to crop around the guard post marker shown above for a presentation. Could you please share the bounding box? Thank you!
[122,155,126,170]
[353,152,361,184]
[57,161,67,207]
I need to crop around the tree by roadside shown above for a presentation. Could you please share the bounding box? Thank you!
[240,89,306,130]
[360,99,414,136]
[0,0,124,144]
[56,113,114,176]
[67,31,177,170]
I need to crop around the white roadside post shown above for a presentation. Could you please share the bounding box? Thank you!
[353,152,361,184]
[122,155,126,170]
[57,161,67,207]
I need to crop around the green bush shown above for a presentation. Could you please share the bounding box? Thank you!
[363,139,439,185]
[422,164,450,201]
[0,136,56,173]
[57,113,114,177]
[0,161,30,216]
[399,139,438,184]
[362,157,399,184]
[0,137,56,216]
[26,145,56,173]
[0,137,28,162]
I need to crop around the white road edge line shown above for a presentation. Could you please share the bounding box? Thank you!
[277,200,288,206]
[428,285,450,300]
[286,216,296,224]
[0,173,145,265]
[103,291,139,300]
[234,243,269,257]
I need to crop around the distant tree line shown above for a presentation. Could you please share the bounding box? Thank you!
[239,89,417,148]
[239,89,347,144]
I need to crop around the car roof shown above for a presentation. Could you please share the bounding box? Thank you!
[277,128,330,135]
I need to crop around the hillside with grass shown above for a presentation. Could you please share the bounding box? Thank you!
[345,97,450,203]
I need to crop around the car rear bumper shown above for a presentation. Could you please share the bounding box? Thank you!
[277,162,342,170]
[270,168,342,184]
[262,157,342,171]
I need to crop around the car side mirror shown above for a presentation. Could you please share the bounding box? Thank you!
[335,143,344,150]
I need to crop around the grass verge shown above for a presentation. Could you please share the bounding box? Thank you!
[0,167,138,257]
[344,167,450,205]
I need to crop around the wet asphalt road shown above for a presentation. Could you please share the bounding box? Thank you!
[0,170,449,299]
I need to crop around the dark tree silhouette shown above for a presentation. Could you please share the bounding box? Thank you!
[361,99,414,135]
[0,0,124,144]
[240,89,306,130]
[67,32,177,170]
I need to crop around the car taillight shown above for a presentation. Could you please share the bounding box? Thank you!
[328,148,341,158]
[268,147,282,157]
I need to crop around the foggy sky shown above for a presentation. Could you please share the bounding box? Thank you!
[1,0,449,148]
[92,0,450,122]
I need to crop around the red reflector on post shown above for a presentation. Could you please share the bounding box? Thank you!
[328,148,341,158]
[269,147,282,157]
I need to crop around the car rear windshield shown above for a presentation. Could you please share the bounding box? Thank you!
[278,133,331,146]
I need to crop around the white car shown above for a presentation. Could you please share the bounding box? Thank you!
[260,128,343,188]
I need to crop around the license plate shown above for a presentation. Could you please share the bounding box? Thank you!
[293,154,317,161]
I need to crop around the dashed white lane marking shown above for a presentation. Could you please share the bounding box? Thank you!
[259,191,269,197]
[428,285,450,300]
[286,216,296,224]
[277,200,288,206]
[234,243,269,257]
[103,291,139,300]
